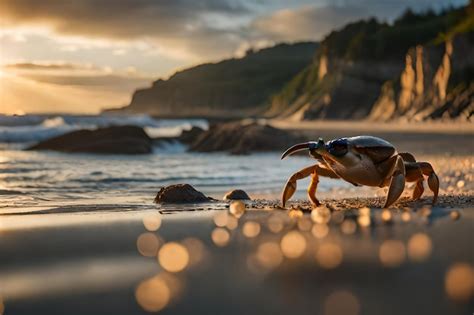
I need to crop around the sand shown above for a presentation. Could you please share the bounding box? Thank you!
[0,121,473,315]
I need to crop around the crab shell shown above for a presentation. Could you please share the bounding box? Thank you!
[282,135,397,187]
[320,136,397,187]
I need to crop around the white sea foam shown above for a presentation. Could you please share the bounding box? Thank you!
[0,114,208,143]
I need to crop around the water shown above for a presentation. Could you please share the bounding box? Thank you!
[0,114,346,210]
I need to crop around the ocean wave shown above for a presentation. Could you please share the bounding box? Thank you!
[153,140,187,154]
[0,114,208,143]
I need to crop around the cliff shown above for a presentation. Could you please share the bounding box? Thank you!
[268,4,473,121]
[118,42,318,118]
[117,3,473,121]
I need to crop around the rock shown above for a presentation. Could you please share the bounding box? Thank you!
[154,184,210,203]
[189,120,305,154]
[223,189,251,201]
[178,126,206,144]
[27,126,153,154]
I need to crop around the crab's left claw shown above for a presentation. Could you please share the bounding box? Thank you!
[282,165,319,207]
[281,140,322,160]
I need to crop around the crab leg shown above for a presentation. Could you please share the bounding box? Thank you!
[282,164,338,207]
[383,155,406,208]
[419,162,439,204]
[405,162,425,200]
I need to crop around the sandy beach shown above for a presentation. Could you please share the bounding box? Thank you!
[0,122,473,315]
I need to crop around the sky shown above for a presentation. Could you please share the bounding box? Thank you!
[0,0,468,114]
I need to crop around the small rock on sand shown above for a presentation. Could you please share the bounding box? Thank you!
[223,189,251,201]
[154,184,210,203]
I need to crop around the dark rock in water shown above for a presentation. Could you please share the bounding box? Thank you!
[178,126,206,144]
[223,189,251,201]
[27,125,152,154]
[189,120,305,154]
[154,184,210,203]
[153,126,205,146]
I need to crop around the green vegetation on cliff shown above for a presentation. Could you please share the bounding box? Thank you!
[323,6,468,61]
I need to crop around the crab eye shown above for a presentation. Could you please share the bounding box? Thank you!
[327,139,348,157]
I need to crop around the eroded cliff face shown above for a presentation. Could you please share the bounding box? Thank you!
[268,53,405,120]
[370,36,473,121]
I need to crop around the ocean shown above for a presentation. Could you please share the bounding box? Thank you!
[0,114,348,210]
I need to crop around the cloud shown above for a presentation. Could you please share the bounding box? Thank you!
[2,61,152,88]
[4,62,100,71]
[0,0,467,65]
[251,5,367,42]
[249,0,468,43]
[0,0,251,60]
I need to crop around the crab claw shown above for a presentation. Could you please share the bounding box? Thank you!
[281,140,323,160]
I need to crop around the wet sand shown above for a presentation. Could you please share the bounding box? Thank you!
[0,122,473,315]
[0,202,473,315]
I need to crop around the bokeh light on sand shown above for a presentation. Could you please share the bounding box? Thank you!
[381,209,392,223]
[137,233,161,257]
[281,231,306,258]
[143,213,162,231]
[357,207,371,227]
[288,208,304,219]
[135,276,171,312]
[158,243,190,273]
[379,240,406,267]
[419,206,432,218]
[297,217,312,231]
[229,201,246,218]
[182,237,206,266]
[213,212,229,227]
[401,211,412,222]
[211,227,230,247]
[311,206,331,224]
[242,221,261,238]
[445,263,474,302]
[158,272,185,298]
[450,210,461,220]
[226,215,239,230]
[324,290,360,315]
[341,220,357,235]
[256,242,283,269]
[312,224,329,239]
[267,215,284,233]
[316,243,343,269]
[407,233,432,262]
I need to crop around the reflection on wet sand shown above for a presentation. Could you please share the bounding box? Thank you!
[0,257,157,300]
[0,196,472,315]
[130,200,473,314]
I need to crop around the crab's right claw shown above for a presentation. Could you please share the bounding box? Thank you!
[281,140,323,160]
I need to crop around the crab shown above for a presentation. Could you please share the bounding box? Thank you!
[281,136,439,208]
